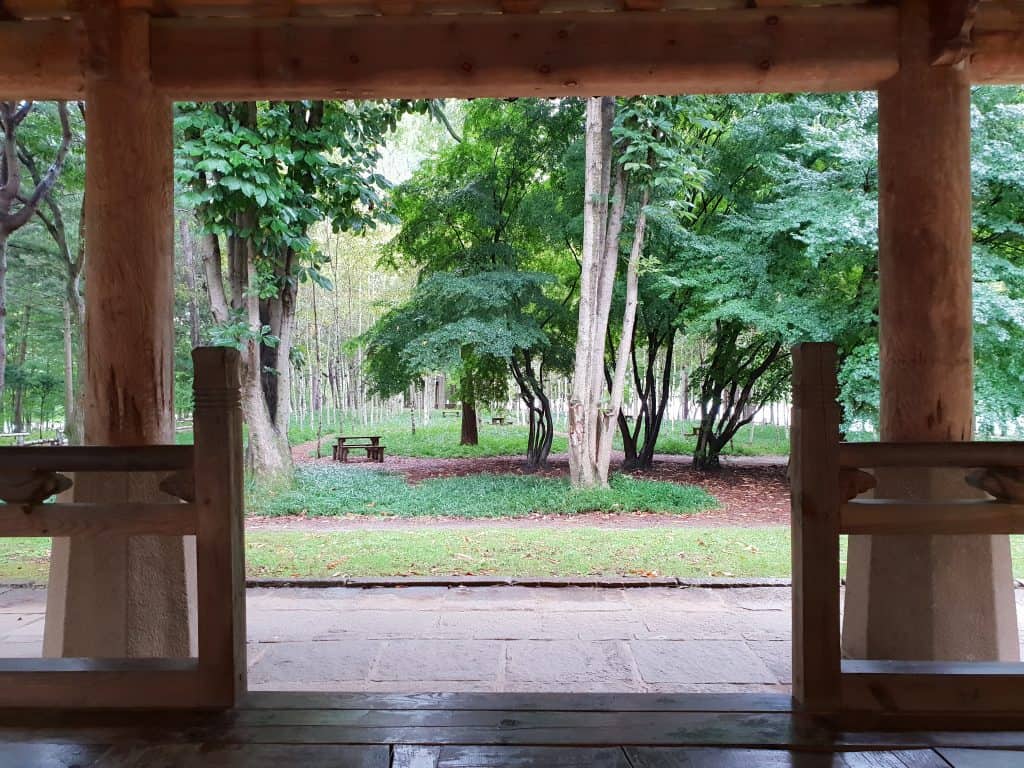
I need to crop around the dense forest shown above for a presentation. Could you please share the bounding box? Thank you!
[2,90,1023,475]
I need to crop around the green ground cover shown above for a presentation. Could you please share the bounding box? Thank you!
[249,465,718,518]
[5,531,1024,583]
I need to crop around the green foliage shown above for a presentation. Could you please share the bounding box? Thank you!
[249,463,717,518]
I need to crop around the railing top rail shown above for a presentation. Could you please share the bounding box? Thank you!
[838,441,1024,469]
[0,445,193,472]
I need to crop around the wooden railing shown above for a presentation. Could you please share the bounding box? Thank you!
[0,347,245,709]
[791,342,1024,716]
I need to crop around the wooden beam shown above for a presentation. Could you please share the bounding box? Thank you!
[0,19,82,98]
[839,441,1024,469]
[931,0,979,65]
[0,658,202,709]
[2,3,1024,101]
[149,6,900,99]
[972,0,1024,82]
[789,343,841,713]
[0,445,193,472]
[0,503,198,537]
[841,660,1024,713]
[840,499,1024,535]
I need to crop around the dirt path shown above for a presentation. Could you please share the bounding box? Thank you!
[270,441,789,531]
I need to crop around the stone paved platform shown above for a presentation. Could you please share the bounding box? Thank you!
[3,585,1024,693]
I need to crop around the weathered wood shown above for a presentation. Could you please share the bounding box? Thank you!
[931,0,980,65]
[626,747,948,767]
[192,347,246,709]
[839,442,1024,469]
[396,745,630,767]
[96,743,391,767]
[0,446,193,472]
[841,660,1024,713]
[3,2,1024,98]
[149,6,899,99]
[0,659,201,709]
[242,691,794,712]
[0,20,83,98]
[840,499,1024,535]
[789,342,841,712]
[0,503,197,537]
[845,0,1019,666]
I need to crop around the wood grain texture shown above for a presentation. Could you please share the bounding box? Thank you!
[841,660,1024,713]
[838,442,1024,469]
[0,445,193,472]
[192,347,247,709]
[0,503,197,536]
[149,7,898,99]
[839,499,1024,535]
[789,343,841,712]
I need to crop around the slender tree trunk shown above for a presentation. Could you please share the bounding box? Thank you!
[459,367,479,445]
[11,303,29,432]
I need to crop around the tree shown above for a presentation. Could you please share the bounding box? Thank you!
[675,94,879,467]
[176,100,414,475]
[569,96,705,487]
[0,101,72,412]
[375,99,580,464]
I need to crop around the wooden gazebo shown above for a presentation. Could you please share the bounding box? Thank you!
[1,0,1024,764]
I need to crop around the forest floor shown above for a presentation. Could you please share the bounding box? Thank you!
[279,442,789,528]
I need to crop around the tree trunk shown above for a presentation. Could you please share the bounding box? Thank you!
[459,367,479,445]
[11,302,28,432]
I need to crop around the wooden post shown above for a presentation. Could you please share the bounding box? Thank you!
[842,0,1018,662]
[43,9,188,657]
[193,347,246,707]
[790,343,841,711]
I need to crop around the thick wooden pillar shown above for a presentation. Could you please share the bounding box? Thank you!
[842,0,1018,661]
[43,10,194,657]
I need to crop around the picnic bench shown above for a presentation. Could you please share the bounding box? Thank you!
[333,435,385,463]
[490,416,508,425]
[440,410,460,418]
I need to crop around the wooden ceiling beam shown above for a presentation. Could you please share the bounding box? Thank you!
[0,19,83,98]
[149,6,900,100]
[972,0,1024,81]
[1,2,1024,100]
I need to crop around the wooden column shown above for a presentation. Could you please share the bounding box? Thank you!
[43,10,193,657]
[842,0,1018,662]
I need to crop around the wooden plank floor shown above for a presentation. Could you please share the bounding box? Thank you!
[1,694,1023,767]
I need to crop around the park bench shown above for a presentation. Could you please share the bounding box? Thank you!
[334,435,385,463]
[490,416,508,425]
[441,410,460,418]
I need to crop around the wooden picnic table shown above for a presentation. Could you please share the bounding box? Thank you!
[333,435,385,463]
[490,416,508,425]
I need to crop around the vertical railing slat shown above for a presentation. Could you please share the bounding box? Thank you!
[192,347,246,708]
[790,342,842,712]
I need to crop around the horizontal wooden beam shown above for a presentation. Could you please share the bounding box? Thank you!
[0,502,198,536]
[0,445,193,472]
[841,660,1024,713]
[0,658,203,709]
[0,2,1023,99]
[839,441,1024,469]
[973,0,1024,83]
[150,7,899,99]
[0,19,83,99]
[840,499,1024,534]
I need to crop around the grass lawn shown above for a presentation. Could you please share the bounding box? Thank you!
[5,531,1024,582]
[249,465,718,518]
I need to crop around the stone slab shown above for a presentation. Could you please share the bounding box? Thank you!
[504,640,637,684]
[248,640,382,686]
[631,640,777,684]
[372,639,502,682]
